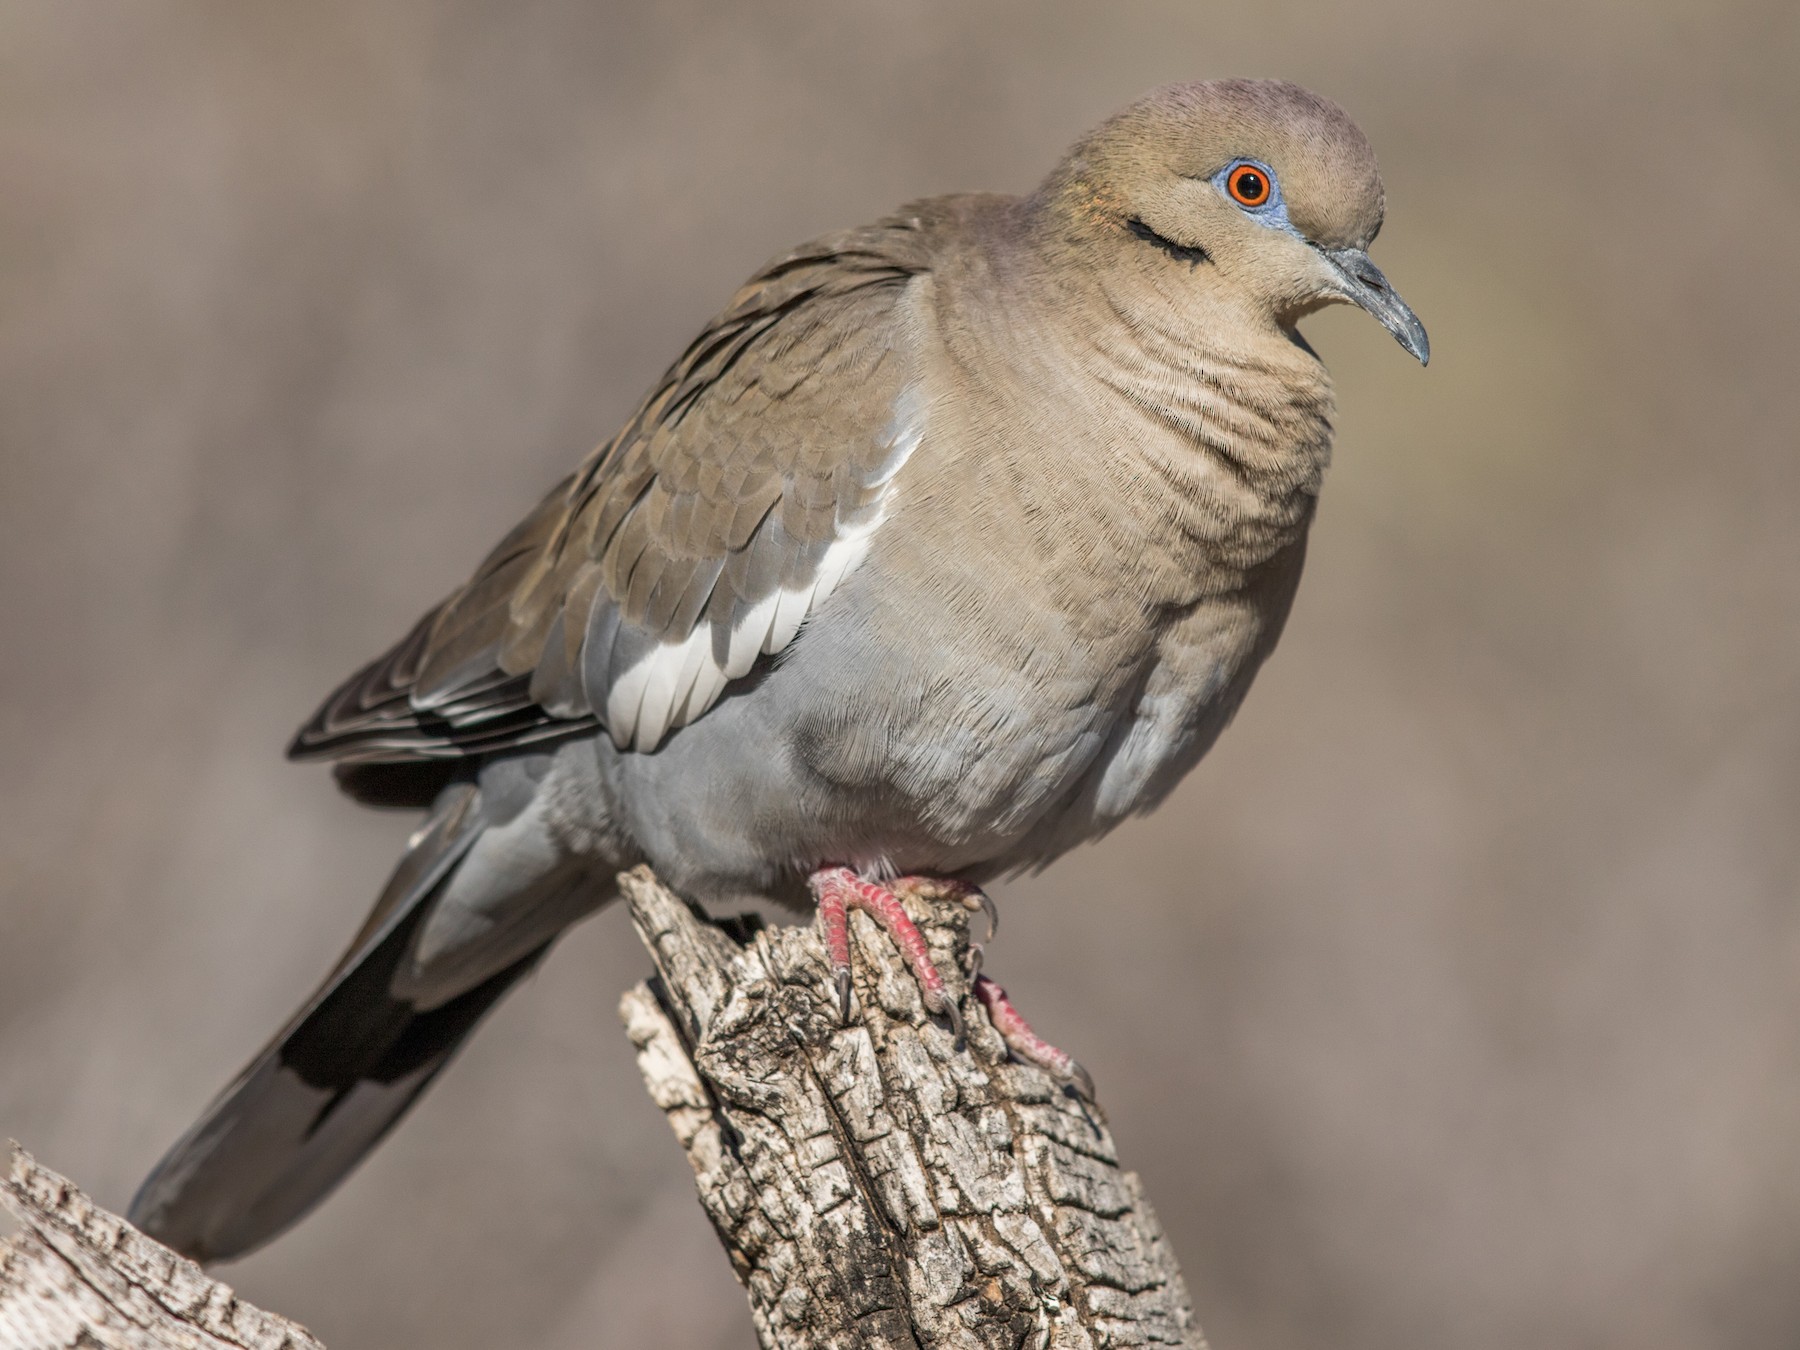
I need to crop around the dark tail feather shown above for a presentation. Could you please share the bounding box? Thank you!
[128,786,541,1263]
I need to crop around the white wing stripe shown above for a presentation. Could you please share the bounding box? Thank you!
[601,396,924,751]
[724,592,779,678]
[765,582,813,655]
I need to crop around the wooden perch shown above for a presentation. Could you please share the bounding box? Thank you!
[1,867,1204,1349]
[618,865,1204,1350]
[0,1143,322,1350]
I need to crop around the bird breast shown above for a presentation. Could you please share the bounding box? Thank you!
[786,307,1329,870]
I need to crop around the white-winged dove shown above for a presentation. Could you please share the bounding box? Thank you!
[131,78,1427,1262]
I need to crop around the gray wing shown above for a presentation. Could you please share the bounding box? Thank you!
[291,212,935,778]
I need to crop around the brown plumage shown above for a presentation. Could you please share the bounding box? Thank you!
[294,220,935,783]
[136,79,1427,1263]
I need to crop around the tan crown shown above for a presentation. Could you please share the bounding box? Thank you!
[1040,78,1386,251]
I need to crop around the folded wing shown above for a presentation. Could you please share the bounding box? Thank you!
[291,215,935,800]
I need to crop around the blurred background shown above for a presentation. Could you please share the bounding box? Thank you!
[3,3,1798,1347]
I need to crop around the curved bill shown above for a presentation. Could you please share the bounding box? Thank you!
[1320,246,1430,366]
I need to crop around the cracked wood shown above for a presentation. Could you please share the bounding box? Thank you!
[618,866,1204,1350]
[0,1143,323,1350]
[0,866,1205,1349]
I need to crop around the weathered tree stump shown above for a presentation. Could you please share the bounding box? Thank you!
[618,866,1203,1350]
[0,1143,321,1350]
[0,866,1204,1349]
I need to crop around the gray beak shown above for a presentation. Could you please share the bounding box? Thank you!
[1320,246,1430,366]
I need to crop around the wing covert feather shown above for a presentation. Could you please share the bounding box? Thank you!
[291,211,938,768]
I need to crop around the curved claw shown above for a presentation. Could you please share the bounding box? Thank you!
[975,889,999,944]
[939,994,964,1044]
[895,874,997,943]
[834,967,854,1025]
[963,942,985,978]
[1066,1058,1097,1103]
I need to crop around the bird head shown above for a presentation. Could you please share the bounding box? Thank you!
[1037,79,1429,365]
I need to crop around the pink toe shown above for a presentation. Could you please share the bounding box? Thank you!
[974,974,1090,1096]
[809,867,956,1022]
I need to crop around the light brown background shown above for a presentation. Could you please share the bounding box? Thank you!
[3,3,1798,1347]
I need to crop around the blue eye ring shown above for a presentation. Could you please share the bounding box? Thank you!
[1214,158,1283,215]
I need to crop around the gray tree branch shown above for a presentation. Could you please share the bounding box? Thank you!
[617,865,1204,1350]
[0,1143,322,1350]
[1,867,1205,1350]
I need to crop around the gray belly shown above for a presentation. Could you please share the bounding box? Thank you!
[588,540,1301,907]
[597,600,1125,904]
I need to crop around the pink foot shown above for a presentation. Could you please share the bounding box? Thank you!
[810,867,962,1036]
[974,974,1095,1100]
[889,875,999,964]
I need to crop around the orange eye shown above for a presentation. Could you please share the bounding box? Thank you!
[1227,163,1272,207]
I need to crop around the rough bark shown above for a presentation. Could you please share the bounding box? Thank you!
[0,1143,322,1350]
[1,866,1203,1349]
[618,865,1204,1350]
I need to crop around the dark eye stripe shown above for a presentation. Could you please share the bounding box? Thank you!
[1125,218,1211,266]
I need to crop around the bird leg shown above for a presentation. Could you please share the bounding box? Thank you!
[889,874,998,974]
[810,869,1088,1098]
[974,975,1096,1101]
[887,878,1090,1097]
[810,867,962,1038]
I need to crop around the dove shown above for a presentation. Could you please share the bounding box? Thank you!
[130,78,1427,1263]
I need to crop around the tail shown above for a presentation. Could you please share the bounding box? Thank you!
[129,772,608,1262]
